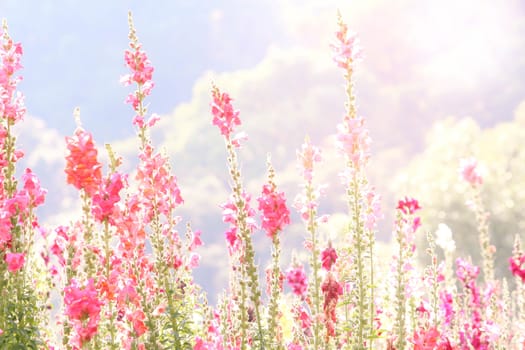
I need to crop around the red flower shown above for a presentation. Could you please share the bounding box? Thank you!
[321,272,343,338]
[64,128,102,197]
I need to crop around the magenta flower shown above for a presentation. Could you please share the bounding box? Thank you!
[509,253,525,283]
[5,252,25,272]
[211,87,241,139]
[257,184,290,239]
[321,245,338,271]
[286,264,308,297]
[459,157,483,187]
[397,196,421,215]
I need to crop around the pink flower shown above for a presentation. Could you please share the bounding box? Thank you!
[0,29,26,123]
[397,196,421,215]
[92,172,125,223]
[129,309,147,336]
[321,245,337,271]
[456,258,480,284]
[64,278,102,346]
[64,128,102,197]
[364,189,382,230]
[297,138,322,182]
[211,87,241,139]
[124,43,154,85]
[5,252,25,272]
[286,264,308,297]
[331,16,362,70]
[21,168,46,207]
[257,184,290,238]
[459,157,483,186]
[136,144,184,222]
[412,327,440,350]
[335,116,370,171]
[509,253,525,283]
[221,192,257,254]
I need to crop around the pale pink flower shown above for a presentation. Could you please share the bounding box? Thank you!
[136,144,183,222]
[221,192,257,253]
[459,157,483,186]
[64,128,102,197]
[0,29,26,123]
[364,189,382,231]
[297,138,322,182]
[21,168,46,207]
[211,87,241,139]
[257,183,290,238]
[331,17,362,70]
[5,252,25,272]
[336,116,371,171]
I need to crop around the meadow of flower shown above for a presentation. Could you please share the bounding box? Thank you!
[0,10,524,350]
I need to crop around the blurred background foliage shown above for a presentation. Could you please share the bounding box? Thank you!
[394,102,525,280]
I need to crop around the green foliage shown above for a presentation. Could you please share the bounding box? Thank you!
[395,114,525,279]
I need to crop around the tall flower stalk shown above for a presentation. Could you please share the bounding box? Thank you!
[332,12,381,349]
[0,19,47,348]
[392,197,421,349]
[211,85,265,349]
[294,137,324,349]
[258,157,290,349]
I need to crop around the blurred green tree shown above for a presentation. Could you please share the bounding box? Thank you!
[394,101,525,281]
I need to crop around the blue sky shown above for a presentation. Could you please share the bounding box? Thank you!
[1,0,282,140]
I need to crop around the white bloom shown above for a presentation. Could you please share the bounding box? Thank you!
[435,223,456,253]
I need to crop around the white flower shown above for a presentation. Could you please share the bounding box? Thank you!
[435,223,456,253]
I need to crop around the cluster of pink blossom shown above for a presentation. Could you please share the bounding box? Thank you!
[257,183,290,239]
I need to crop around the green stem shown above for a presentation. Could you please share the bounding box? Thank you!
[306,182,321,350]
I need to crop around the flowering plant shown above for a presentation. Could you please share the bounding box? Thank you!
[0,10,524,350]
